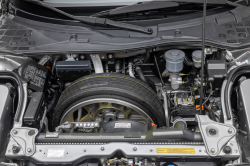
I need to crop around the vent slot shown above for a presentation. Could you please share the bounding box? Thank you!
[238,39,246,43]
[236,28,246,32]
[245,21,250,26]
[227,39,237,43]
[18,47,29,50]
[234,23,244,27]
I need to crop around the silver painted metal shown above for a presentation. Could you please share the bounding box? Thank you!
[14,83,28,128]
[38,55,50,65]
[196,115,237,156]
[0,54,31,71]
[10,127,38,156]
[6,142,239,163]
[90,54,104,73]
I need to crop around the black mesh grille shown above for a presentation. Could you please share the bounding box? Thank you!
[0,36,12,43]
[18,47,29,50]
[12,37,22,42]
[15,30,27,36]
[227,39,237,43]
[236,28,246,32]
[4,30,16,36]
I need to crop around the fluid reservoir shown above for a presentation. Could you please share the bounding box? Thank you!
[192,50,206,68]
[165,49,185,73]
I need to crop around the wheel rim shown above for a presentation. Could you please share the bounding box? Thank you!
[60,98,154,125]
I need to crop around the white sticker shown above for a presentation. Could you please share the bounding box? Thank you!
[45,132,59,138]
[47,148,65,158]
[115,123,131,128]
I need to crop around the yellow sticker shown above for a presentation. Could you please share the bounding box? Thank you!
[157,148,195,154]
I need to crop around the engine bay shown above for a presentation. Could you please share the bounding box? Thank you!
[0,47,248,166]
[1,0,250,166]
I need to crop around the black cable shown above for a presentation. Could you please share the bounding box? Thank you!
[200,0,207,115]
[154,53,164,86]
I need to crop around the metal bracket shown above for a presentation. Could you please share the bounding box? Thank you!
[162,88,169,128]
[196,115,237,156]
[10,127,38,156]
[38,55,50,66]
[90,54,104,73]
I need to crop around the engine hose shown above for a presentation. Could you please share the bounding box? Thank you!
[135,67,149,85]
[224,65,250,120]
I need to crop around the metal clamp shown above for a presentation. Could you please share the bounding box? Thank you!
[196,115,237,156]
[10,127,38,156]
[90,54,104,73]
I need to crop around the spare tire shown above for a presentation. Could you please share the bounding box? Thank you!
[52,73,166,128]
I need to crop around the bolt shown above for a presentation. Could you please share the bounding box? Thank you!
[101,147,104,151]
[228,128,233,134]
[133,147,137,151]
[209,129,217,135]
[210,148,215,153]
[28,130,35,136]
[150,149,153,152]
[39,150,42,152]
[13,130,17,135]
[84,150,86,152]
[27,148,32,153]
[199,150,202,152]
[12,146,20,154]
[80,55,85,59]
[148,28,152,33]
[108,54,113,58]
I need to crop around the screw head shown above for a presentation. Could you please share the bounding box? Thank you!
[28,130,35,136]
[223,146,231,154]
[12,146,20,154]
[84,150,86,152]
[101,147,104,151]
[228,128,233,134]
[150,149,153,152]
[209,129,217,135]
[27,148,32,153]
[13,130,18,135]
[133,147,137,151]
[210,148,215,153]
[148,28,152,33]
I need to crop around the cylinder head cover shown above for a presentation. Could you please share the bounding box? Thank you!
[165,49,185,73]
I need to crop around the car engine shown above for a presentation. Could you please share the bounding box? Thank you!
[0,0,250,166]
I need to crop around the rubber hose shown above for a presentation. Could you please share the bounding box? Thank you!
[135,67,149,85]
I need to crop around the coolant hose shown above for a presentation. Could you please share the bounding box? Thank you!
[135,66,149,85]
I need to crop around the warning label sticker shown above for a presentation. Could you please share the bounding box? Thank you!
[157,148,195,154]
[114,123,131,128]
